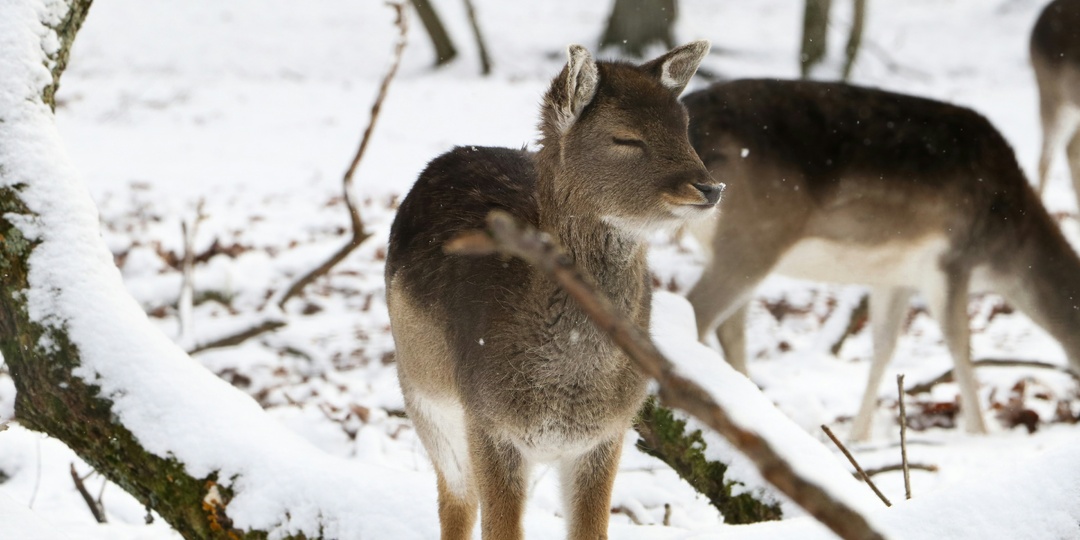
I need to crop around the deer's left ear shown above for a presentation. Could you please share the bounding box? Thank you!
[641,40,710,96]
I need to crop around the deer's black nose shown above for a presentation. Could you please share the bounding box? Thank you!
[693,182,724,206]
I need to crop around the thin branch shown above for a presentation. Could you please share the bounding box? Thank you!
[275,1,408,310]
[905,358,1079,395]
[446,211,887,540]
[71,463,107,523]
[862,463,939,478]
[841,0,867,81]
[178,199,206,350]
[897,374,912,500]
[821,425,891,508]
[188,319,287,355]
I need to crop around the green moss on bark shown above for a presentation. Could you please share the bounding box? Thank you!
[635,398,783,524]
[0,3,316,537]
[41,0,94,110]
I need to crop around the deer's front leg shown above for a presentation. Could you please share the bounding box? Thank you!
[470,426,529,540]
[560,434,624,540]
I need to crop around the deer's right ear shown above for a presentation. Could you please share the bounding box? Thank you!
[551,45,599,134]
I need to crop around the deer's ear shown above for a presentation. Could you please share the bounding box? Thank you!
[642,40,710,96]
[552,44,599,134]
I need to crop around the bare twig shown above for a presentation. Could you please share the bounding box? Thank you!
[905,358,1079,395]
[841,0,867,81]
[862,463,938,478]
[612,505,646,525]
[275,1,408,309]
[178,199,206,349]
[188,319,287,355]
[897,374,911,500]
[187,3,409,354]
[446,211,887,540]
[70,463,107,523]
[821,425,891,508]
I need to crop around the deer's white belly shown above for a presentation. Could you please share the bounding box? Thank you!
[774,235,950,288]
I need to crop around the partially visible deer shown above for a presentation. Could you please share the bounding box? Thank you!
[386,42,715,539]
[1032,0,1080,197]
[683,79,1080,442]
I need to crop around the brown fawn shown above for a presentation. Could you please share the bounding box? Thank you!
[683,79,1080,442]
[1033,0,1080,197]
[386,42,715,539]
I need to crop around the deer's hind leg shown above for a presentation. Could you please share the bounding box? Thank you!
[924,267,987,434]
[470,425,530,540]
[849,286,913,442]
[560,435,624,540]
[406,392,479,540]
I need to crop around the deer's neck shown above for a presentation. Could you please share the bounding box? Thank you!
[993,214,1080,368]
[533,154,650,316]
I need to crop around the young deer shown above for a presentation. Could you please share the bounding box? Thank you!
[683,79,1080,442]
[1032,0,1080,197]
[386,42,715,539]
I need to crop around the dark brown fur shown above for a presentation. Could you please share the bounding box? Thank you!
[387,42,713,539]
[684,79,1080,441]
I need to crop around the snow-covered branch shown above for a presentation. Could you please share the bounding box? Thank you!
[0,1,432,537]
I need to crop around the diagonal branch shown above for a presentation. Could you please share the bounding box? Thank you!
[446,210,887,540]
[274,1,408,310]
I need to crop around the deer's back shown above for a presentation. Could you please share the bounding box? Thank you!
[1032,0,1080,68]
[387,146,537,345]
[683,79,1041,257]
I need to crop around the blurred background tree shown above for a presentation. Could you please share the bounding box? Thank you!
[800,0,867,80]
[600,0,678,57]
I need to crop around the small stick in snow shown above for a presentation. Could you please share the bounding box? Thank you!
[71,463,107,523]
[862,462,938,478]
[177,199,206,349]
[821,425,891,507]
[897,374,912,500]
[447,210,887,540]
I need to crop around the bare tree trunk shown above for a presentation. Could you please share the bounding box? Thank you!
[410,0,457,67]
[800,0,832,78]
[0,2,401,538]
[0,4,260,537]
[841,0,867,81]
[599,0,677,58]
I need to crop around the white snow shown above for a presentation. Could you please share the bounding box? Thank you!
[2,0,1080,538]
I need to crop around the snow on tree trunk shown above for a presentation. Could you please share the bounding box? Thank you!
[0,1,434,538]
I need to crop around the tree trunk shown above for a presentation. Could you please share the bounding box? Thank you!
[800,0,832,78]
[0,2,429,538]
[410,0,457,67]
[841,0,867,81]
[599,0,677,58]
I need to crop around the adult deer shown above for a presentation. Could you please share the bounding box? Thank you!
[1033,0,1080,197]
[386,42,716,539]
[684,79,1080,442]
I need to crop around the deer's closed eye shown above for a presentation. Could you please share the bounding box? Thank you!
[612,137,647,151]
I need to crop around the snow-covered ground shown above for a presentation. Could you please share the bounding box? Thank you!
[2,0,1080,538]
